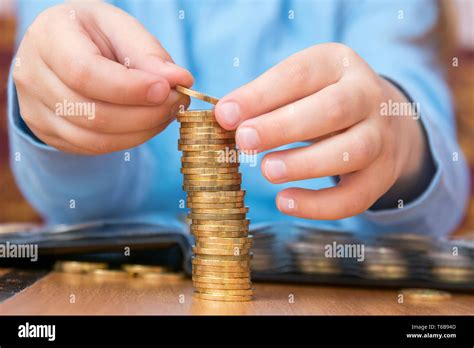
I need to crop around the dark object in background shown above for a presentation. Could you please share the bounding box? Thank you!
[0,220,473,292]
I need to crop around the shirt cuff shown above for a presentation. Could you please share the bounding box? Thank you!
[360,78,470,236]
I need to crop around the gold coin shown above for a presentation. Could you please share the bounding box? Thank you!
[54,261,108,274]
[194,238,253,250]
[365,264,407,279]
[181,167,240,174]
[190,223,249,231]
[192,264,250,273]
[195,252,253,260]
[180,157,233,164]
[122,264,168,276]
[179,139,235,145]
[179,131,230,138]
[187,196,245,204]
[181,147,237,153]
[181,153,226,159]
[178,127,232,134]
[193,242,252,250]
[188,198,245,206]
[194,288,254,296]
[433,267,474,283]
[177,116,220,123]
[193,255,253,263]
[178,110,214,116]
[141,272,184,282]
[193,282,251,290]
[191,230,249,238]
[193,292,252,302]
[179,132,234,139]
[179,144,235,151]
[191,220,249,232]
[194,236,252,244]
[184,173,241,180]
[179,127,231,134]
[181,155,235,162]
[193,247,252,256]
[182,149,237,156]
[175,86,219,105]
[192,258,251,267]
[91,269,128,279]
[401,289,452,302]
[181,160,238,167]
[184,182,242,190]
[192,270,251,278]
[190,207,248,214]
[184,186,242,193]
[194,243,252,251]
[188,190,245,197]
[188,212,246,220]
[187,202,244,209]
[180,122,221,128]
[180,133,235,140]
[298,265,341,275]
[192,275,251,284]
[183,179,242,186]
[177,113,216,120]
[177,110,215,118]
[187,190,244,203]
[192,219,250,226]
[182,162,240,168]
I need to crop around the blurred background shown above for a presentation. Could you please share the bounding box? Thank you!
[0,0,473,237]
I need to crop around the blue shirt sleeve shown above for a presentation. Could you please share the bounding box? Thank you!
[7,0,160,224]
[340,0,470,236]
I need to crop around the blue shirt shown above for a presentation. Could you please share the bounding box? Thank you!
[7,0,470,236]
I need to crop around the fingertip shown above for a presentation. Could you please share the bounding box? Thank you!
[276,190,298,214]
[215,100,241,130]
[261,155,288,183]
[138,56,194,88]
[236,125,261,152]
[164,61,194,87]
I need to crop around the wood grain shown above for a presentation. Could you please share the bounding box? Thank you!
[0,271,472,315]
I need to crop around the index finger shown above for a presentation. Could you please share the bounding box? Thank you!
[215,43,347,130]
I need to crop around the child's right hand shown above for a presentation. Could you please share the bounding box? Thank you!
[13,2,193,155]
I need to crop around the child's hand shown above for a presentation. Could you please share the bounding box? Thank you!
[13,2,192,155]
[215,43,428,220]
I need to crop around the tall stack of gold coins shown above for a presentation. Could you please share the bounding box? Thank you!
[176,86,253,302]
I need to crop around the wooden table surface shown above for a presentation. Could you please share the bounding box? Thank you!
[0,270,473,315]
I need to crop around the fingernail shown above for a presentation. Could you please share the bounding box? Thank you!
[277,195,297,212]
[217,101,241,128]
[264,158,287,182]
[236,127,260,151]
[147,81,166,103]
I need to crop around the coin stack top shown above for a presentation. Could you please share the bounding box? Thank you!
[176,86,253,302]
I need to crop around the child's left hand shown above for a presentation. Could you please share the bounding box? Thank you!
[215,43,428,220]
